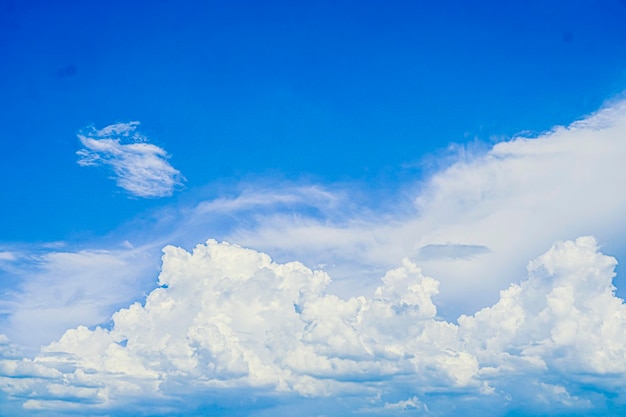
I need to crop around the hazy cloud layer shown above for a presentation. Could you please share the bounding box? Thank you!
[0,237,624,415]
[182,98,626,317]
[77,122,184,198]
[0,247,159,351]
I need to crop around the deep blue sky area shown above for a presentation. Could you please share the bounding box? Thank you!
[1,0,626,241]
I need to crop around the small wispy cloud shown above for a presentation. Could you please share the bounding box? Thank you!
[76,122,184,198]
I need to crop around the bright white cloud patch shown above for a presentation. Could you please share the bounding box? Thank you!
[77,122,184,198]
[1,237,625,415]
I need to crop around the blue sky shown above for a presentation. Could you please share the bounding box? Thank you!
[2,1,626,416]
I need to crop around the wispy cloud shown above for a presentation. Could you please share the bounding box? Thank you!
[0,245,159,351]
[77,122,184,198]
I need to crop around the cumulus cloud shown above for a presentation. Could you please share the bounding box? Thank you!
[1,237,625,415]
[77,122,184,198]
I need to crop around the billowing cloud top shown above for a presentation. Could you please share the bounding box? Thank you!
[76,122,184,198]
[1,237,625,416]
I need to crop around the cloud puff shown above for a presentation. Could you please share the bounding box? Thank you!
[77,122,184,198]
[2,237,625,415]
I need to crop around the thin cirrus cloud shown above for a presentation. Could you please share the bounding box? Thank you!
[76,122,184,198]
[0,236,624,416]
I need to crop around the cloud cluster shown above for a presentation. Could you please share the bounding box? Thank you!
[1,237,625,415]
[77,122,184,198]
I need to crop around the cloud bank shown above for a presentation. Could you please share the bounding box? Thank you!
[77,122,184,198]
[1,237,625,415]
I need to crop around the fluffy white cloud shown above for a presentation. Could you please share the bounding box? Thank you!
[459,237,626,372]
[77,122,184,198]
[1,237,625,415]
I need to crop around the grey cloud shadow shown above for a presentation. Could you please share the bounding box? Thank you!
[416,243,491,261]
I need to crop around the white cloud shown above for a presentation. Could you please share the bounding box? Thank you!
[76,122,184,198]
[0,247,159,351]
[458,237,626,376]
[193,184,340,215]
[1,237,625,415]
[383,396,425,411]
